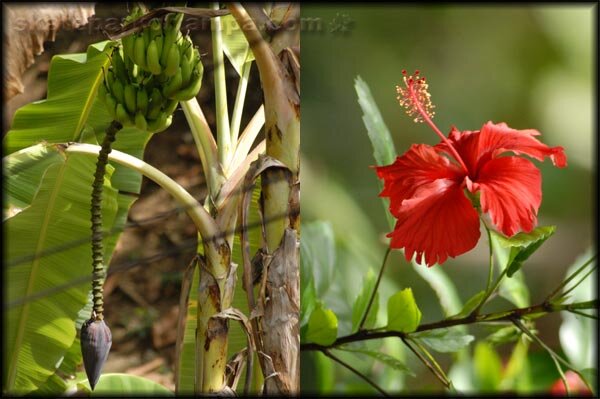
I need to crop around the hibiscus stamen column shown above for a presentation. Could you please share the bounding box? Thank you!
[396,70,469,173]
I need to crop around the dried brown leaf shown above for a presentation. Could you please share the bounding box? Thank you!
[3,3,95,100]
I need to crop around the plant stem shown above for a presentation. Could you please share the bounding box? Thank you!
[65,143,219,242]
[401,337,450,389]
[358,246,391,331]
[211,2,232,168]
[484,223,494,293]
[323,349,389,397]
[230,49,252,145]
[229,105,265,173]
[180,99,224,198]
[546,254,596,301]
[89,120,121,320]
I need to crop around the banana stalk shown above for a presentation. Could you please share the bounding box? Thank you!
[228,4,300,395]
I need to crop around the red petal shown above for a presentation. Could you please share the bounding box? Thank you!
[435,126,480,173]
[375,144,463,217]
[388,179,481,266]
[473,156,542,237]
[476,121,567,169]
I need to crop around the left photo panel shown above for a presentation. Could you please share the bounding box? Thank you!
[3,3,300,396]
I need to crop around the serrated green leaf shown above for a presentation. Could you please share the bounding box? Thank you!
[386,288,421,333]
[351,268,379,332]
[449,290,485,319]
[305,304,338,346]
[412,327,474,353]
[338,345,415,376]
[491,226,556,277]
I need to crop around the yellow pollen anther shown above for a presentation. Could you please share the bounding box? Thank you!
[396,71,436,124]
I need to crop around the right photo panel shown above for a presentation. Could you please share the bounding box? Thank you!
[300,4,596,396]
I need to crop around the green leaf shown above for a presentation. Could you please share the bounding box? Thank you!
[580,368,597,395]
[351,268,379,332]
[412,265,463,317]
[338,345,415,376]
[3,143,64,211]
[354,76,396,167]
[4,151,119,394]
[491,226,556,277]
[305,303,338,346]
[4,41,113,155]
[300,221,336,298]
[301,276,317,328]
[559,249,596,370]
[386,288,421,333]
[79,373,173,395]
[220,14,254,76]
[355,75,396,229]
[175,261,199,394]
[485,325,521,346]
[473,342,503,391]
[449,290,485,319]
[412,327,474,353]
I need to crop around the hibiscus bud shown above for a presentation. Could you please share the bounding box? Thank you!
[80,318,112,390]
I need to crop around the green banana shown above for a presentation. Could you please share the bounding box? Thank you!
[143,26,151,49]
[123,84,137,114]
[172,66,203,101]
[134,34,147,69]
[160,13,183,67]
[147,112,172,133]
[149,18,162,39]
[163,99,179,115]
[116,103,131,125]
[164,45,180,77]
[162,68,182,98]
[97,82,107,102]
[146,39,162,75]
[154,35,163,64]
[111,79,124,104]
[113,50,128,83]
[135,111,148,131]
[121,34,135,63]
[105,69,115,91]
[136,89,149,114]
[147,88,164,119]
[105,94,117,119]
[180,54,193,87]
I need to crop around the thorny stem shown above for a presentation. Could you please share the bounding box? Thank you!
[358,246,391,331]
[322,349,389,397]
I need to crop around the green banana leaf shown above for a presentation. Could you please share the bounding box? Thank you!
[4,150,122,394]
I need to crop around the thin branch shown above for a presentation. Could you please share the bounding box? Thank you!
[557,265,597,302]
[301,300,599,352]
[566,308,598,320]
[546,254,597,301]
[401,337,450,389]
[358,246,391,331]
[322,349,389,397]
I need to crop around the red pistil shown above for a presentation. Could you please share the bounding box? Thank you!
[397,70,469,173]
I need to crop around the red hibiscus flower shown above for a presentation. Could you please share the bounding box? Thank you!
[376,71,567,267]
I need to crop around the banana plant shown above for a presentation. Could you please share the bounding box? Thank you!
[3,3,298,396]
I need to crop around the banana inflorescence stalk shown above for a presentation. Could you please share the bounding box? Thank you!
[82,7,206,390]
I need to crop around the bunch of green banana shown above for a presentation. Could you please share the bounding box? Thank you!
[98,47,174,134]
[121,12,204,102]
